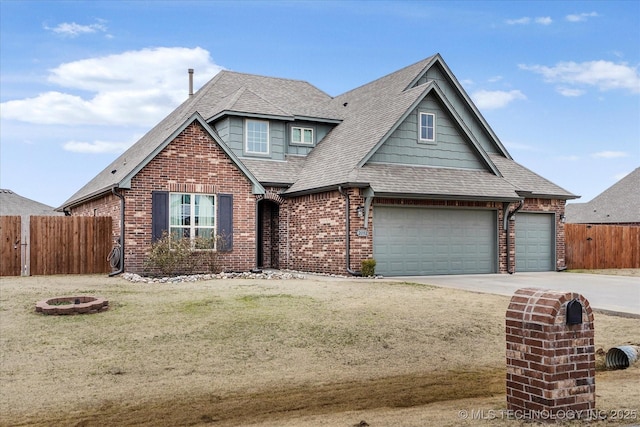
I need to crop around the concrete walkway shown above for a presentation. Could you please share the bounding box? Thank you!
[387,271,640,317]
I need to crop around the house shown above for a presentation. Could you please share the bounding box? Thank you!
[59,54,577,276]
[565,167,640,225]
[1,189,64,217]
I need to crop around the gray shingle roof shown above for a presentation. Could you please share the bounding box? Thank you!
[61,54,576,209]
[0,189,64,216]
[240,156,307,186]
[488,154,577,199]
[565,167,639,223]
[60,71,327,208]
[354,164,521,200]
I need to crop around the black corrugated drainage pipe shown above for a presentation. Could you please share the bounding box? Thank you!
[108,187,125,277]
[505,199,524,274]
[338,186,362,277]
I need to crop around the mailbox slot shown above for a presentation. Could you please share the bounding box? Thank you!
[566,299,583,325]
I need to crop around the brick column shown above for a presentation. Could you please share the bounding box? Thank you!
[506,288,595,419]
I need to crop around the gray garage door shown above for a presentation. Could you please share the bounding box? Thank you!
[374,206,497,276]
[515,213,555,272]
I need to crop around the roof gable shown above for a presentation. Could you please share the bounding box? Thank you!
[406,54,510,158]
[285,55,505,195]
[198,70,337,122]
[120,113,264,194]
[211,86,294,120]
[358,82,501,176]
[61,112,265,209]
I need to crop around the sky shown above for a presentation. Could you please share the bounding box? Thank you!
[1,0,639,208]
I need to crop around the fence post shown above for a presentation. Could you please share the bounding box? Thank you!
[21,216,30,276]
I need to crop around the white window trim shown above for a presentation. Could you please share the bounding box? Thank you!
[418,112,436,143]
[245,119,270,155]
[169,193,216,250]
[291,126,314,145]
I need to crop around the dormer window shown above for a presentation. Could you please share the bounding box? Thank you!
[291,126,314,145]
[419,112,436,143]
[246,119,269,154]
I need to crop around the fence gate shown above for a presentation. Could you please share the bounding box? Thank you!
[30,216,113,275]
[565,224,640,269]
[0,216,22,276]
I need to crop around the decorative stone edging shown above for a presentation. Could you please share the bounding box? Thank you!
[119,269,381,284]
[121,270,307,283]
[35,296,109,315]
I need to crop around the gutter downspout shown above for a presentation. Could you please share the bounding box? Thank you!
[338,186,362,276]
[505,198,524,274]
[109,187,125,276]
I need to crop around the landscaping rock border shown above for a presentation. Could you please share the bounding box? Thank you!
[121,270,307,283]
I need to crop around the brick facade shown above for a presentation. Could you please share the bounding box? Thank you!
[70,121,257,274]
[506,288,595,418]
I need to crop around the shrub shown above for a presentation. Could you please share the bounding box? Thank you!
[143,232,221,277]
[361,258,376,277]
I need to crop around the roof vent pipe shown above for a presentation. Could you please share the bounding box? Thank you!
[188,68,194,97]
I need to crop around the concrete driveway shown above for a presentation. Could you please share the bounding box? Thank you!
[389,272,640,316]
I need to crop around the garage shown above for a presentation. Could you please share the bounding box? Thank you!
[515,213,555,272]
[373,206,497,276]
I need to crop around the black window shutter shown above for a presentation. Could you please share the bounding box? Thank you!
[217,193,233,251]
[151,191,169,242]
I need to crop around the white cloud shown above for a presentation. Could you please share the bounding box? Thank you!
[471,89,526,110]
[506,17,530,25]
[591,151,628,159]
[556,87,585,97]
[519,60,640,95]
[506,16,552,25]
[63,140,133,154]
[557,155,581,161]
[0,47,224,127]
[44,20,108,37]
[535,17,553,25]
[566,12,599,22]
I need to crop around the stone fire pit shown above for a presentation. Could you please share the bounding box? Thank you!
[35,296,109,315]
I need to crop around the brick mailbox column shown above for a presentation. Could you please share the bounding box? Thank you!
[506,287,595,419]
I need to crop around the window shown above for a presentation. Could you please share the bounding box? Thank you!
[291,126,314,145]
[246,120,269,154]
[169,193,216,249]
[419,112,436,142]
[153,191,233,251]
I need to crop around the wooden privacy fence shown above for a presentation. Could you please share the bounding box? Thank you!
[0,216,113,276]
[565,224,640,269]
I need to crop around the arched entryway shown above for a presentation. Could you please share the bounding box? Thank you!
[257,199,280,269]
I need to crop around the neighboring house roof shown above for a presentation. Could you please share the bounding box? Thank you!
[0,189,64,216]
[60,54,577,210]
[565,167,640,224]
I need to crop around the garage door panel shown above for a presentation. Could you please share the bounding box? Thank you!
[516,213,554,272]
[374,207,496,276]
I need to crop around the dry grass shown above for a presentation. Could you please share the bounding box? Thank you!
[0,274,638,426]
[567,268,640,277]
